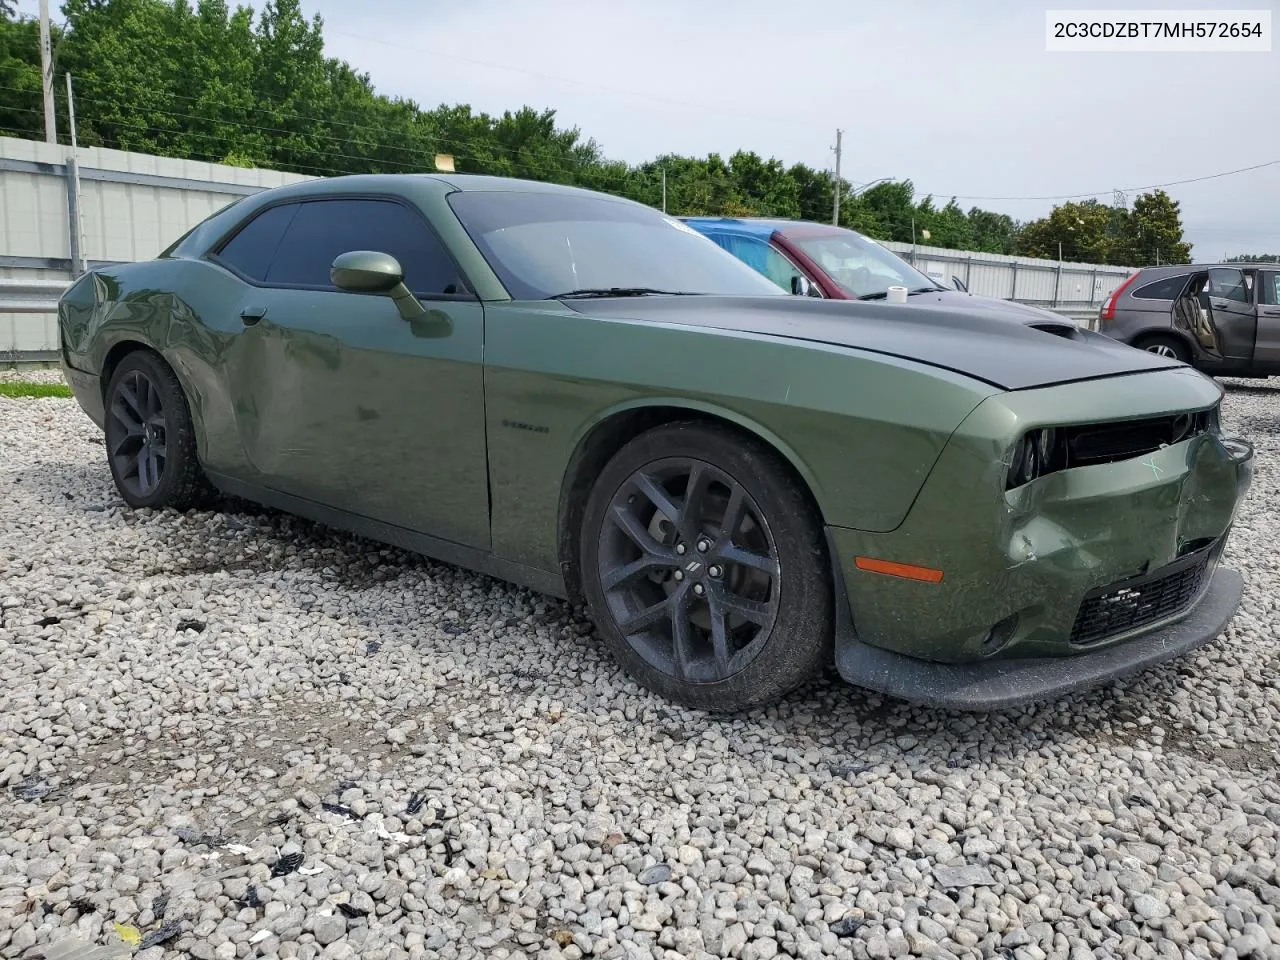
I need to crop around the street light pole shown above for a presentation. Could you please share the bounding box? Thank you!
[849,177,894,199]
[831,129,843,226]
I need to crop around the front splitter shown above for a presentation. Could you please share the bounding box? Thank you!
[834,567,1245,711]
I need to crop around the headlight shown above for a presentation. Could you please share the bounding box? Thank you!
[1007,428,1057,490]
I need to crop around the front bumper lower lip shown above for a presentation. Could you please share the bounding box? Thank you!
[834,566,1244,712]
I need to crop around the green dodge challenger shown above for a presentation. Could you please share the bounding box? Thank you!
[57,174,1254,712]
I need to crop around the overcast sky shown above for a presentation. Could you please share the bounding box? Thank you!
[23,0,1280,259]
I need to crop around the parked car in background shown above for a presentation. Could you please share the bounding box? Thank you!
[1098,263,1280,377]
[682,216,1074,326]
[58,175,1253,713]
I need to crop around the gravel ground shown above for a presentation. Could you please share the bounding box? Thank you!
[1,383,1278,960]
[0,369,66,385]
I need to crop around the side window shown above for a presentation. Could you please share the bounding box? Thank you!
[711,234,808,292]
[1207,268,1251,304]
[264,198,467,296]
[216,203,299,281]
[1262,272,1280,306]
[1131,274,1189,300]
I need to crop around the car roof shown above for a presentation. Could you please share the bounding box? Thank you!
[259,172,650,205]
[1131,262,1274,277]
[420,173,615,196]
[680,217,780,240]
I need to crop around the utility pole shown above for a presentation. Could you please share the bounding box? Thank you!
[65,72,85,277]
[65,73,78,150]
[39,0,57,143]
[661,168,667,214]
[831,129,843,225]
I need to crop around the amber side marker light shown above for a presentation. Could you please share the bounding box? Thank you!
[854,556,945,583]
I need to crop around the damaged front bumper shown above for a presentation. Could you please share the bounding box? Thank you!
[827,369,1254,711]
[831,563,1244,711]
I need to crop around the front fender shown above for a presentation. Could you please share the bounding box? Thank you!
[482,302,999,575]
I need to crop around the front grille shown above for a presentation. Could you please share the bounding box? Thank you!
[1061,408,1217,469]
[1069,544,1215,646]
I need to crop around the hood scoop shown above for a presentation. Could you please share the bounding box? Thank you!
[1028,322,1081,339]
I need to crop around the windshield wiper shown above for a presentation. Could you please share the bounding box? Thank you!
[544,287,694,299]
[858,286,939,301]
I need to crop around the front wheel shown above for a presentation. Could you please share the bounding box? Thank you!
[579,421,833,712]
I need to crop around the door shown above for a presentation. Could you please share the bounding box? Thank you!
[1204,267,1258,361]
[214,196,490,550]
[1256,270,1280,365]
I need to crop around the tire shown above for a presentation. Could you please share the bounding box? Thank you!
[1135,334,1190,363]
[103,350,213,510]
[579,421,833,712]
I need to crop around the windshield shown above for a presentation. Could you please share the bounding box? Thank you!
[447,191,786,300]
[791,230,940,299]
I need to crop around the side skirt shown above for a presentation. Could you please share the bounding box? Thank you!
[205,470,569,600]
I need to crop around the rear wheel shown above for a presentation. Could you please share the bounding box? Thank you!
[103,351,212,510]
[1136,334,1189,363]
[579,421,833,712]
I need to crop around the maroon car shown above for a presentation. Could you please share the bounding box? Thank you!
[682,216,1071,326]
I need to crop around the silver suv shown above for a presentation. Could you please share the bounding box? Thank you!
[1097,262,1280,377]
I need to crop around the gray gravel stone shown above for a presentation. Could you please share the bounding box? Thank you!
[933,863,996,888]
[1134,895,1172,922]
[1,382,1279,960]
[637,864,671,885]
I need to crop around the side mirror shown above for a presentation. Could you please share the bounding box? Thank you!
[331,250,426,320]
[791,275,818,297]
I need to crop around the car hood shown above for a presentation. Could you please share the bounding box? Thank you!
[565,295,1182,391]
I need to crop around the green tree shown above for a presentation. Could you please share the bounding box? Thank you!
[728,151,800,219]
[1226,253,1280,263]
[967,208,1019,254]
[0,10,43,140]
[1015,198,1119,263]
[920,198,975,250]
[788,164,832,223]
[1121,189,1192,264]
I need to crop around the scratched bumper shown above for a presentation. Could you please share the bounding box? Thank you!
[829,427,1251,663]
[833,565,1244,711]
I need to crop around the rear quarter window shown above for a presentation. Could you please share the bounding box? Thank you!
[1131,274,1190,300]
[214,203,300,282]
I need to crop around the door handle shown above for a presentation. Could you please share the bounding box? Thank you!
[240,305,267,326]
